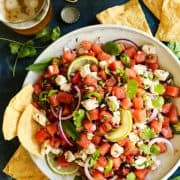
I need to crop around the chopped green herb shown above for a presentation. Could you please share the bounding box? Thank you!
[89,149,100,167]
[62,120,80,140]
[72,109,86,128]
[150,144,160,155]
[154,84,165,95]
[116,67,128,81]
[103,41,121,56]
[140,127,156,140]
[36,26,52,41]
[167,42,180,58]
[51,27,61,41]
[39,90,49,101]
[104,157,113,173]
[126,172,136,180]
[9,42,21,54]
[48,89,58,96]
[140,144,160,155]
[120,53,130,67]
[126,79,138,99]
[98,80,104,87]
[83,92,102,103]
[140,144,151,155]
[152,96,164,109]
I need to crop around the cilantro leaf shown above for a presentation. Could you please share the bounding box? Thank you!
[150,144,160,155]
[62,120,80,140]
[51,27,61,41]
[26,57,52,72]
[140,127,156,140]
[154,84,165,95]
[72,109,86,128]
[127,79,138,99]
[152,96,164,109]
[35,26,51,40]
[167,42,180,58]
[89,149,100,167]
[126,172,136,180]
[103,41,121,56]
[9,42,21,54]
[19,46,37,58]
[140,144,151,154]
[120,53,130,67]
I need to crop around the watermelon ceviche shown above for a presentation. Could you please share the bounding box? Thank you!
[31,39,180,180]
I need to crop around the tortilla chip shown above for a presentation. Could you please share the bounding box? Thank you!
[155,0,180,42]
[2,84,33,140]
[143,0,163,19]
[96,0,152,35]
[3,146,47,180]
[17,104,42,157]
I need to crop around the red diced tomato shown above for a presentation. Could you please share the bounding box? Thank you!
[126,68,136,78]
[77,133,90,148]
[156,142,167,153]
[57,92,73,104]
[98,70,107,80]
[150,120,162,134]
[112,157,121,170]
[124,47,137,58]
[49,137,61,148]
[122,167,130,176]
[63,50,76,63]
[92,170,106,180]
[162,103,172,114]
[133,97,143,109]
[121,98,132,109]
[91,64,98,72]
[35,128,50,143]
[96,156,108,167]
[112,86,126,99]
[105,76,117,87]
[81,40,92,50]
[165,86,179,97]
[130,59,136,68]
[98,126,106,136]
[46,123,57,136]
[134,51,146,63]
[47,64,60,76]
[49,94,59,106]
[87,50,96,56]
[33,84,42,95]
[146,54,158,64]
[97,51,111,61]
[147,63,159,70]
[109,61,117,71]
[102,122,112,132]
[161,125,173,139]
[118,137,131,147]
[162,117,170,127]
[83,75,97,87]
[91,43,103,54]
[135,168,150,180]
[132,109,146,123]
[71,72,81,84]
[124,145,138,156]
[83,119,94,132]
[92,135,102,145]
[168,105,178,123]
[62,105,71,116]
[88,108,99,120]
[99,110,112,122]
[99,142,111,156]
[58,155,69,167]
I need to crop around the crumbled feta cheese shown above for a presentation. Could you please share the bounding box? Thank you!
[80,64,91,78]
[134,65,147,75]
[134,156,147,169]
[158,113,164,121]
[75,150,87,161]
[137,140,144,147]
[99,61,107,69]
[75,160,85,167]
[106,96,119,112]
[112,111,121,126]
[81,99,99,111]
[64,151,75,162]
[143,78,153,89]
[60,83,72,92]
[55,75,67,86]
[154,70,169,81]
[85,143,96,154]
[135,123,147,130]
[129,132,140,144]
[142,44,156,54]
[87,132,94,140]
[144,95,153,109]
[33,112,48,126]
[97,166,104,172]
[110,143,124,158]
[78,47,88,55]
[150,81,160,94]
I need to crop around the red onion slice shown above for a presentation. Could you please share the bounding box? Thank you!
[114,39,138,49]
[149,109,159,122]
[58,108,73,146]
[84,158,93,180]
[149,137,174,154]
[50,106,58,119]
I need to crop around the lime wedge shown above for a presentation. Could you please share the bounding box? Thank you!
[67,55,98,80]
[45,152,79,176]
[105,109,132,142]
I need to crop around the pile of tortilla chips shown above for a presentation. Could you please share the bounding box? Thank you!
[96,0,180,42]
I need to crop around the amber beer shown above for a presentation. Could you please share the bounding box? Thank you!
[0,0,52,35]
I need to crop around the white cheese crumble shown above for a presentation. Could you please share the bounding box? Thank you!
[110,143,124,158]
[154,69,169,81]
[81,99,99,111]
[96,166,104,172]
[99,61,107,69]
[106,96,120,112]
[87,132,94,140]
[60,83,72,92]
[150,81,160,94]
[80,64,91,78]
[55,75,67,86]
[33,112,48,126]
[143,78,153,89]
[142,44,156,54]
[75,150,87,161]
[112,111,121,126]
[64,151,75,162]
[85,143,96,154]
[129,132,140,144]
[134,65,147,75]
[134,156,147,169]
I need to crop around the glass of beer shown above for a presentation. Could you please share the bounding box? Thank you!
[0,0,52,35]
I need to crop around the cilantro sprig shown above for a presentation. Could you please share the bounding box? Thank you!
[167,42,180,58]
[0,26,60,76]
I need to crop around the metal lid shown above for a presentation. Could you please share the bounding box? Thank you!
[61,6,80,24]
